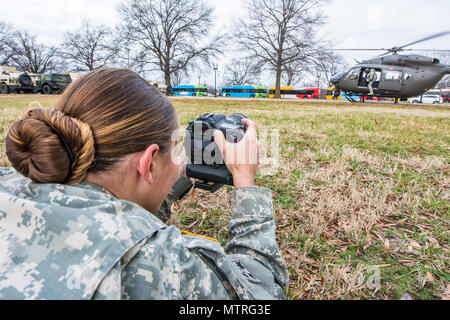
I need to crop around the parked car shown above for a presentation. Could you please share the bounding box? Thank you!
[408,94,441,104]
[36,73,72,94]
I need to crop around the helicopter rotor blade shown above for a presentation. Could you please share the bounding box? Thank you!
[330,48,450,52]
[401,49,450,52]
[372,52,392,59]
[331,49,388,51]
[395,31,450,51]
[329,31,450,56]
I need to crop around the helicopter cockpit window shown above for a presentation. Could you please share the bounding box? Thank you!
[345,68,359,80]
[384,70,402,81]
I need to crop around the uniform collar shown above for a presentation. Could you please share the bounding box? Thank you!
[78,180,117,199]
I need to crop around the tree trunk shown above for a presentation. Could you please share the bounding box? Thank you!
[275,62,282,99]
[163,56,171,86]
[164,71,171,87]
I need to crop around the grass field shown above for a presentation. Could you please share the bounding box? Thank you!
[1,94,449,300]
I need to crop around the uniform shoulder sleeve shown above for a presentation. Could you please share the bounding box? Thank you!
[120,226,231,300]
[225,187,289,297]
[121,187,288,300]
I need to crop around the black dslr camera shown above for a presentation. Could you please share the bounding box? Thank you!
[184,113,248,192]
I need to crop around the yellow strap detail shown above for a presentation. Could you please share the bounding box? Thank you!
[181,230,218,242]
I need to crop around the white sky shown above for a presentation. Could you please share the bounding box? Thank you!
[1,0,449,86]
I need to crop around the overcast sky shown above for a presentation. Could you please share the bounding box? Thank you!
[1,0,449,86]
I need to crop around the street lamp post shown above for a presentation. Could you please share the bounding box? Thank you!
[213,64,218,97]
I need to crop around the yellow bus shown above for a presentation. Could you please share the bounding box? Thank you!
[269,86,326,99]
[326,87,341,100]
[268,86,312,99]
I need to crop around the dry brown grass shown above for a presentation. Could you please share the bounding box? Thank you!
[170,98,450,300]
[1,94,449,300]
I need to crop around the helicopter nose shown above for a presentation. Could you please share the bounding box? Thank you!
[330,73,344,85]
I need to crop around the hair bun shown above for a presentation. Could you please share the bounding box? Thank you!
[6,108,95,184]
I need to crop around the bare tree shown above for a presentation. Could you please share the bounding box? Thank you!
[282,60,309,87]
[61,21,120,72]
[117,0,223,86]
[235,0,326,98]
[311,50,348,87]
[437,74,450,89]
[430,51,450,88]
[9,31,61,73]
[224,58,262,86]
[0,22,15,66]
[171,69,187,87]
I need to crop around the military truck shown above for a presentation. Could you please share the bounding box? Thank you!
[0,67,35,94]
[29,73,42,93]
[36,73,72,94]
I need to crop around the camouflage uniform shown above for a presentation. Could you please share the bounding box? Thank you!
[0,168,288,300]
[366,69,377,95]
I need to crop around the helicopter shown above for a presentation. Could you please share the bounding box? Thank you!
[329,31,450,103]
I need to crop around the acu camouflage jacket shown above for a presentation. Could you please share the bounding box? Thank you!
[0,168,288,300]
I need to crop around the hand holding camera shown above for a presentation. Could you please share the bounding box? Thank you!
[213,118,259,188]
[184,113,259,192]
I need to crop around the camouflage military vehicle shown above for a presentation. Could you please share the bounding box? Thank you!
[0,67,35,94]
[29,73,42,93]
[36,73,72,94]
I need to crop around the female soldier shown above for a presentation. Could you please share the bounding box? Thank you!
[0,68,288,300]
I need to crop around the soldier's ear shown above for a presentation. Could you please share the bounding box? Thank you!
[137,144,160,184]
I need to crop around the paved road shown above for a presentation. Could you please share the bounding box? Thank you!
[168,96,448,107]
[1,93,449,108]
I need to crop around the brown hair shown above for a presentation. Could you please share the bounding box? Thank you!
[6,68,178,184]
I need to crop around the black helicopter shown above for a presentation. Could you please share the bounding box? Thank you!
[330,31,450,102]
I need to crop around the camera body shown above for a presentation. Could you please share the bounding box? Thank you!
[184,113,248,192]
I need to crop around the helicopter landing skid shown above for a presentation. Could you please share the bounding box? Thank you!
[344,93,402,104]
[344,93,358,103]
